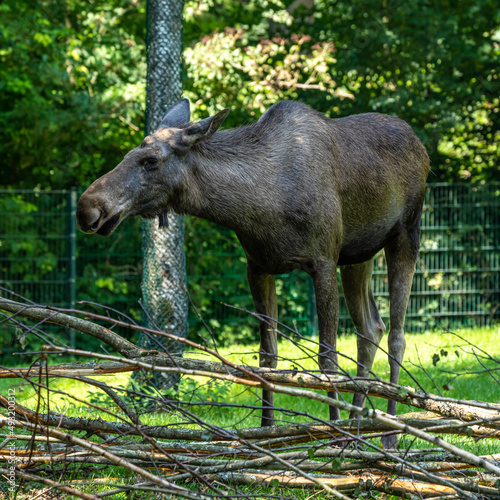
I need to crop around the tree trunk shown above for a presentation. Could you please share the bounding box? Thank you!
[136,0,188,392]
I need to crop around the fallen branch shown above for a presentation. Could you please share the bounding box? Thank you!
[2,296,500,499]
[0,298,140,356]
[2,347,499,427]
[0,466,101,500]
[207,471,463,498]
[0,417,213,500]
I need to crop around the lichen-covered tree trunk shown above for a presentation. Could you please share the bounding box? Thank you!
[136,0,188,391]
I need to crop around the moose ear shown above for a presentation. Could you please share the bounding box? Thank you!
[158,98,191,129]
[181,108,230,147]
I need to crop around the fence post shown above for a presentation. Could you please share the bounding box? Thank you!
[67,189,77,348]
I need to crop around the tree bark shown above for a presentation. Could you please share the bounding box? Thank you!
[138,0,188,391]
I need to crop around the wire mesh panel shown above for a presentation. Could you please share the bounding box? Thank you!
[0,190,73,356]
[412,183,500,330]
[0,190,71,305]
[1,183,499,360]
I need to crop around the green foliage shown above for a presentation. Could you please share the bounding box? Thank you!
[183,0,500,182]
[2,0,498,188]
[311,0,500,182]
[1,0,499,350]
[0,0,146,189]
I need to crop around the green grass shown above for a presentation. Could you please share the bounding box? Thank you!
[2,326,499,425]
[181,325,500,428]
[1,325,499,498]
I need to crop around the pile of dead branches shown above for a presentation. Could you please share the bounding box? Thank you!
[0,296,499,499]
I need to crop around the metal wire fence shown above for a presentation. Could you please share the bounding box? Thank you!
[0,183,498,354]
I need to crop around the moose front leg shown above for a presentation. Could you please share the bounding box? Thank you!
[310,260,340,420]
[247,264,278,427]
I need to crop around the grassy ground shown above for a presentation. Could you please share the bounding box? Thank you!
[4,326,499,414]
[1,325,499,498]
[204,325,500,422]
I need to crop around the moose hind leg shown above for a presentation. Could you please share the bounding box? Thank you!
[382,224,420,447]
[340,260,385,414]
[247,264,278,427]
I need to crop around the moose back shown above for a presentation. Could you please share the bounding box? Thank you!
[77,99,429,447]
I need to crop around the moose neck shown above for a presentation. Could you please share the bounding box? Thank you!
[175,126,269,231]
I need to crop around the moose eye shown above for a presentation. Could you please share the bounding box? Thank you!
[143,157,159,171]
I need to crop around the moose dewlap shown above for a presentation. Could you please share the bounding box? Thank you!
[77,99,430,448]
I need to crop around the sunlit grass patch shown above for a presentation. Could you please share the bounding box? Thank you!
[1,325,498,428]
[180,325,499,427]
[1,325,499,499]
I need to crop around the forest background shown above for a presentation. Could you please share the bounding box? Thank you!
[0,0,499,350]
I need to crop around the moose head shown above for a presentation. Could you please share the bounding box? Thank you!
[76,99,229,235]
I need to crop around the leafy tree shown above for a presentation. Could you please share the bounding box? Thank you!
[1,0,498,350]
[0,0,146,189]
[313,0,500,182]
[183,0,500,182]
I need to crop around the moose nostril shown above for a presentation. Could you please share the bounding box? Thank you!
[77,205,102,233]
[87,207,102,232]
[90,218,101,232]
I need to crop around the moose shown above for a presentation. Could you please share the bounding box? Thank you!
[77,99,429,447]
